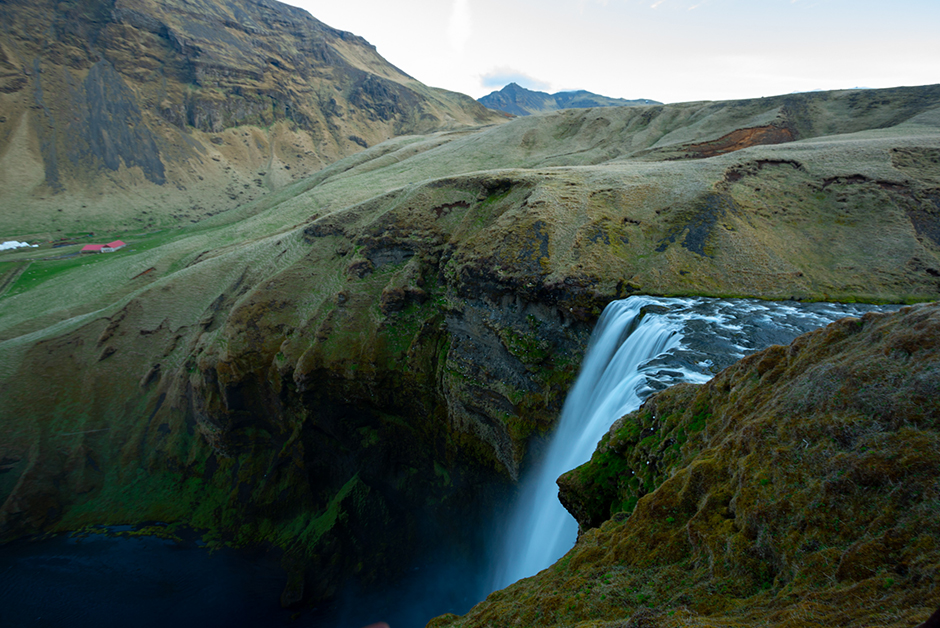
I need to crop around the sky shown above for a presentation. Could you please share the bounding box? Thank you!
[282,0,940,104]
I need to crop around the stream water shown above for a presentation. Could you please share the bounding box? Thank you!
[0,297,897,627]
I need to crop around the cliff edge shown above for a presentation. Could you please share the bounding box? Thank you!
[435,303,940,627]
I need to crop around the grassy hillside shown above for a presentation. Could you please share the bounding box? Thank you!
[0,0,504,236]
[1,84,939,609]
[3,85,939,344]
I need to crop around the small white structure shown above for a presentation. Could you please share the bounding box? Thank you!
[0,241,37,251]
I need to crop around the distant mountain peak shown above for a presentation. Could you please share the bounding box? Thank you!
[478,83,660,116]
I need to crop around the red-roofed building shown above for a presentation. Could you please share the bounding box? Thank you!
[80,240,127,254]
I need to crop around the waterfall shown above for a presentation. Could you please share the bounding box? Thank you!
[488,296,707,590]
[487,295,896,592]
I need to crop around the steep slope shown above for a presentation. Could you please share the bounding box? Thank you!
[1,84,940,609]
[435,302,940,628]
[478,82,659,116]
[0,0,503,235]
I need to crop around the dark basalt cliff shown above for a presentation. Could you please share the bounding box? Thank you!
[0,0,503,233]
[0,174,600,605]
[436,303,940,628]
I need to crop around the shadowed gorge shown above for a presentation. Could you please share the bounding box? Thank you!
[0,0,939,623]
[438,303,940,628]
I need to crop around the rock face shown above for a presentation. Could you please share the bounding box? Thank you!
[0,0,503,234]
[0,172,604,605]
[478,82,660,116]
[435,303,940,628]
[1,82,940,610]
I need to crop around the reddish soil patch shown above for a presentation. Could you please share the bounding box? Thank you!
[684,124,795,158]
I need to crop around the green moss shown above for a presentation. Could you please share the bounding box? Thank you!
[498,326,550,365]
[480,188,511,208]
[505,412,538,446]
[688,401,712,432]
[615,414,644,442]
[358,426,380,447]
[277,474,362,551]
[433,462,452,487]
[58,462,231,543]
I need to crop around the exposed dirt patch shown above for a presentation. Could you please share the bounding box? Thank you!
[130,266,155,280]
[683,124,795,159]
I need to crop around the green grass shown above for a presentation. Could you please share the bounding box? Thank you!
[2,87,940,603]
[7,252,113,296]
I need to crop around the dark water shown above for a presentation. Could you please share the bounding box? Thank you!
[0,528,479,628]
[0,529,294,628]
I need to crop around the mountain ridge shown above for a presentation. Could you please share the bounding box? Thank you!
[478,81,660,116]
[0,0,504,235]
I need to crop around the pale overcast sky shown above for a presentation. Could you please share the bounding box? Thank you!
[282,0,940,104]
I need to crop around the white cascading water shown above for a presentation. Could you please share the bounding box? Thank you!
[488,295,896,593]
[489,296,709,590]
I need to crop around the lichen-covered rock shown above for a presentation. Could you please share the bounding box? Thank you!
[436,303,940,628]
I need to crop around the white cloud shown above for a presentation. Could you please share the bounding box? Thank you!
[577,0,610,12]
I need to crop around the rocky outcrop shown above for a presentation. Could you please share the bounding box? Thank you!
[0,0,504,234]
[434,303,940,628]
